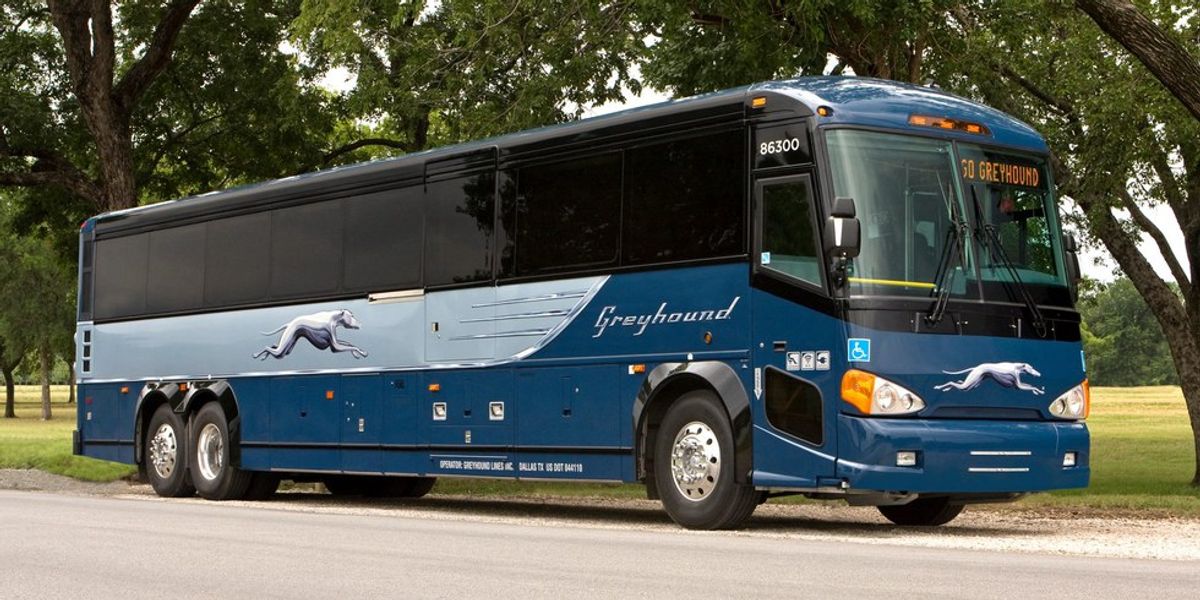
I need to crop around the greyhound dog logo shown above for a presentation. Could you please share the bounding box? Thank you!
[934,362,1044,395]
[253,309,368,360]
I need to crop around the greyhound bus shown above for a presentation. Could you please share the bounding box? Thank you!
[74,77,1090,529]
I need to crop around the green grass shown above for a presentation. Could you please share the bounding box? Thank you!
[1018,386,1200,514]
[0,387,136,482]
[3,385,1199,515]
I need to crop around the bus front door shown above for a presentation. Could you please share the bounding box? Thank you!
[750,173,841,488]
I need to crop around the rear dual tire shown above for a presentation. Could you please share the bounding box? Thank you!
[189,402,255,500]
[144,405,195,498]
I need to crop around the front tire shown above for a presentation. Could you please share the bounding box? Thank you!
[878,497,964,526]
[189,403,253,500]
[653,391,759,530]
[144,405,194,498]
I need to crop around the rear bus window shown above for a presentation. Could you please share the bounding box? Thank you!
[93,234,150,319]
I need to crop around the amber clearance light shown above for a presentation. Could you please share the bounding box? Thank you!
[908,114,990,135]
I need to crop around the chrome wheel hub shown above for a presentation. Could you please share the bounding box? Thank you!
[196,423,224,482]
[149,423,178,480]
[670,421,720,502]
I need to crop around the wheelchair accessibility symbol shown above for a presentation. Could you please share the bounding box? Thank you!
[847,338,871,363]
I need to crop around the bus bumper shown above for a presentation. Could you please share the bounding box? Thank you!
[836,415,1090,494]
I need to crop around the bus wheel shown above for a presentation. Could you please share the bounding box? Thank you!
[654,391,759,530]
[878,497,964,526]
[145,405,195,498]
[189,403,252,500]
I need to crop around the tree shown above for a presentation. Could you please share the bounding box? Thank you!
[0,0,199,213]
[1079,278,1179,386]
[290,0,646,163]
[0,198,74,420]
[635,0,959,94]
[1,0,346,221]
[0,333,26,418]
[1075,0,1200,121]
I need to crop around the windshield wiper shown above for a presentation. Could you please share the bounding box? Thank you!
[969,187,1048,337]
[926,208,969,328]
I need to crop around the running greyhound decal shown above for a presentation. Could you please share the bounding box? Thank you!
[934,362,1044,395]
[253,309,368,360]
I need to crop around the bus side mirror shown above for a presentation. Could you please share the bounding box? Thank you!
[1063,233,1082,299]
[825,197,860,289]
[824,197,861,259]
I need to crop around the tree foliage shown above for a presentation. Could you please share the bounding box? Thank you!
[1080,278,1179,386]
[0,195,74,419]
[291,0,646,164]
[0,0,341,219]
[636,0,960,94]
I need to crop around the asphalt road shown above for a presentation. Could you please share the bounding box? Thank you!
[1,490,1197,599]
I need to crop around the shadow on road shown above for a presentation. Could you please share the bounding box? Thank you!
[261,491,1041,537]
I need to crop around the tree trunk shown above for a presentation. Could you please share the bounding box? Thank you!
[2,366,15,419]
[39,346,52,420]
[1071,185,1200,485]
[66,358,76,404]
[1179,362,1200,486]
[1075,0,1200,122]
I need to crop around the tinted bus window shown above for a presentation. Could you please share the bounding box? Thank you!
[147,223,205,313]
[78,239,94,320]
[270,200,343,299]
[623,129,744,265]
[344,187,423,291]
[760,177,821,286]
[511,154,621,277]
[94,234,149,319]
[205,212,270,307]
[425,172,495,287]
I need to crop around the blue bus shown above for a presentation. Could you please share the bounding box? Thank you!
[75,77,1090,529]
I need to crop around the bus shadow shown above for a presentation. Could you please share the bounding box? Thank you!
[270,492,674,526]
[266,492,1041,537]
[744,510,1043,537]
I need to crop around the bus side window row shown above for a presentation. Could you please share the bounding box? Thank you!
[91,128,746,321]
[500,128,745,278]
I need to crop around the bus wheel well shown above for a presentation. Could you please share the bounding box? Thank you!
[181,382,242,466]
[134,381,242,468]
[184,388,239,423]
[638,375,722,501]
[134,391,171,467]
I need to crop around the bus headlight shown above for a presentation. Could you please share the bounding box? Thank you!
[841,369,926,416]
[1048,380,1090,420]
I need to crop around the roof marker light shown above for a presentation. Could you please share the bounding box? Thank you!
[751,96,767,108]
[908,114,990,135]
[817,106,832,117]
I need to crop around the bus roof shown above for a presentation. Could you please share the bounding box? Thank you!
[90,76,1046,234]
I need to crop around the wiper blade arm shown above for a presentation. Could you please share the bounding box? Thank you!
[925,216,968,327]
[969,187,1048,337]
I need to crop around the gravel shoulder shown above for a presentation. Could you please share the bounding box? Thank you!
[5,468,1198,562]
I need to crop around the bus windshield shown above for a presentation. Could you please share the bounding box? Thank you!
[825,129,1070,306]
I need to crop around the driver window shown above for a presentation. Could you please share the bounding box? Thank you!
[760,178,820,286]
